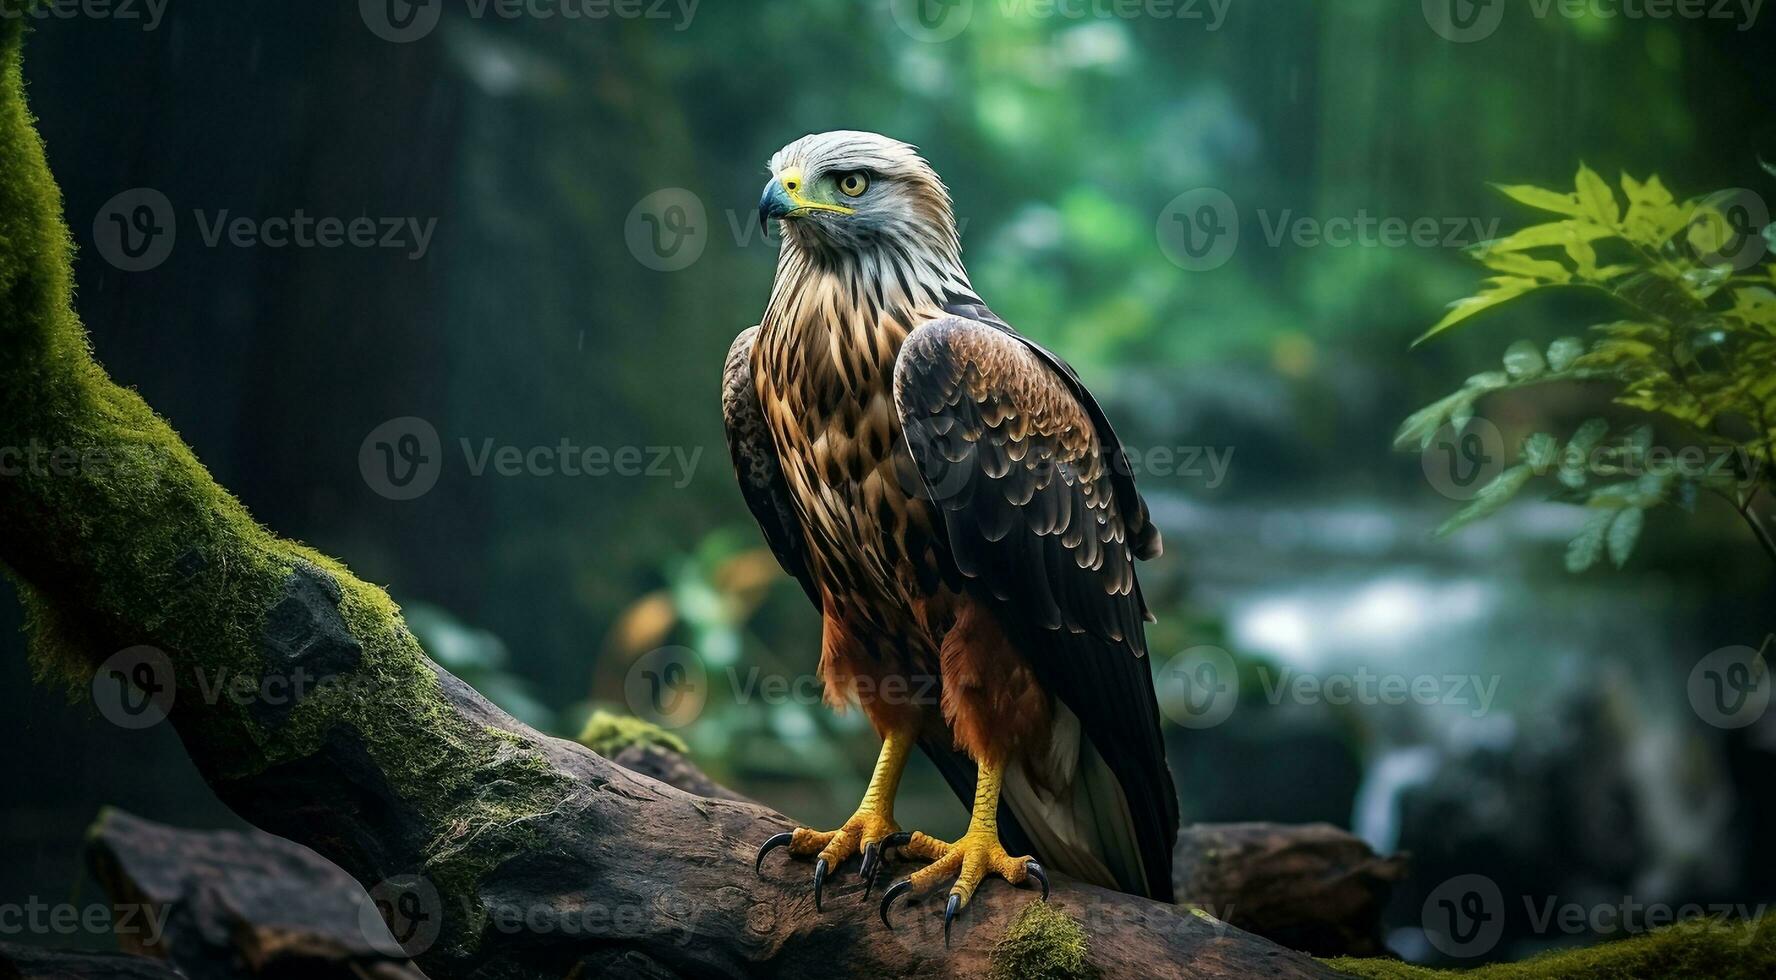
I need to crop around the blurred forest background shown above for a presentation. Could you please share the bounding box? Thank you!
[2,0,1774,967]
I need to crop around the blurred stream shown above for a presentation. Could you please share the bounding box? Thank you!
[1152,491,1775,962]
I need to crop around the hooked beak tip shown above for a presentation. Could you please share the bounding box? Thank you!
[758,178,793,233]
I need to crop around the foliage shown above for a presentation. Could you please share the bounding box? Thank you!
[988,901,1101,980]
[1398,165,1776,569]
[1326,914,1776,978]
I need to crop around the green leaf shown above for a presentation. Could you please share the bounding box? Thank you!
[1546,336,1585,371]
[1575,164,1621,228]
[1635,470,1673,505]
[1621,173,1674,210]
[1564,234,1599,278]
[1394,391,1467,450]
[1606,507,1644,568]
[1688,204,1738,257]
[1435,464,1532,537]
[1592,320,1666,341]
[1587,480,1645,507]
[1569,418,1610,452]
[1478,250,1573,282]
[1493,183,1584,217]
[1682,264,1732,298]
[1565,508,1616,572]
[1503,339,1547,379]
[1522,432,1559,471]
[1448,392,1478,433]
[1619,172,1683,248]
[1416,278,1539,345]
[1620,173,1687,248]
[1573,338,1656,367]
[1558,419,1609,488]
[1480,220,1611,253]
[1730,287,1776,327]
[1588,263,1639,281]
[1557,456,1590,489]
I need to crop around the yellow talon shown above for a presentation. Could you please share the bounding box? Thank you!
[753,726,916,909]
[877,759,1048,944]
[787,808,902,866]
[899,829,1033,906]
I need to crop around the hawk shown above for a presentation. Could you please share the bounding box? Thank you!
[724,131,1177,937]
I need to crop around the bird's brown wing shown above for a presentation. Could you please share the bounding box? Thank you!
[893,312,1178,901]
[722,326,819,607]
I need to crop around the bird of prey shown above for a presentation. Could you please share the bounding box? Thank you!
[724,131,1178,937]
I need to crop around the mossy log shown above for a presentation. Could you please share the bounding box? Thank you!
[0,17,1363,979]
[81,805,1399,980]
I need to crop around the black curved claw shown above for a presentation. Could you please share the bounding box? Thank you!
[863,833,913,899]
[1026,860,1050,901]
[754,832,793,875]
[879,877,913,929]
[813,858,829,912]
[858,841,882,883]
[943,893,962,947]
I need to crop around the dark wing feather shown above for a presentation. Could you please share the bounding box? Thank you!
[722,326,819,608]
[893,312,1178,901]
[944,301,1161,565]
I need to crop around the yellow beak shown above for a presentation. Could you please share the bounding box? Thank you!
[758,166,856,230]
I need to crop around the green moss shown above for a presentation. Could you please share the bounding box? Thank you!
[1188,905,1223,926]
[988,902,1101,980]
[1326,916,1776,979]
[575,709,688,757]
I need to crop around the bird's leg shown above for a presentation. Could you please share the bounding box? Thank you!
[754,724,915,910]
[877,757,1048,944]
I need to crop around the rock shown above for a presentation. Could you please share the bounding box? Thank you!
[0,943,186,980]
[85,809,424,980]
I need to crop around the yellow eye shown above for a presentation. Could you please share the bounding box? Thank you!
[837,172,869,197]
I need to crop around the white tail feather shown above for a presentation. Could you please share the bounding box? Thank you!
[1001,703,1149,895]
